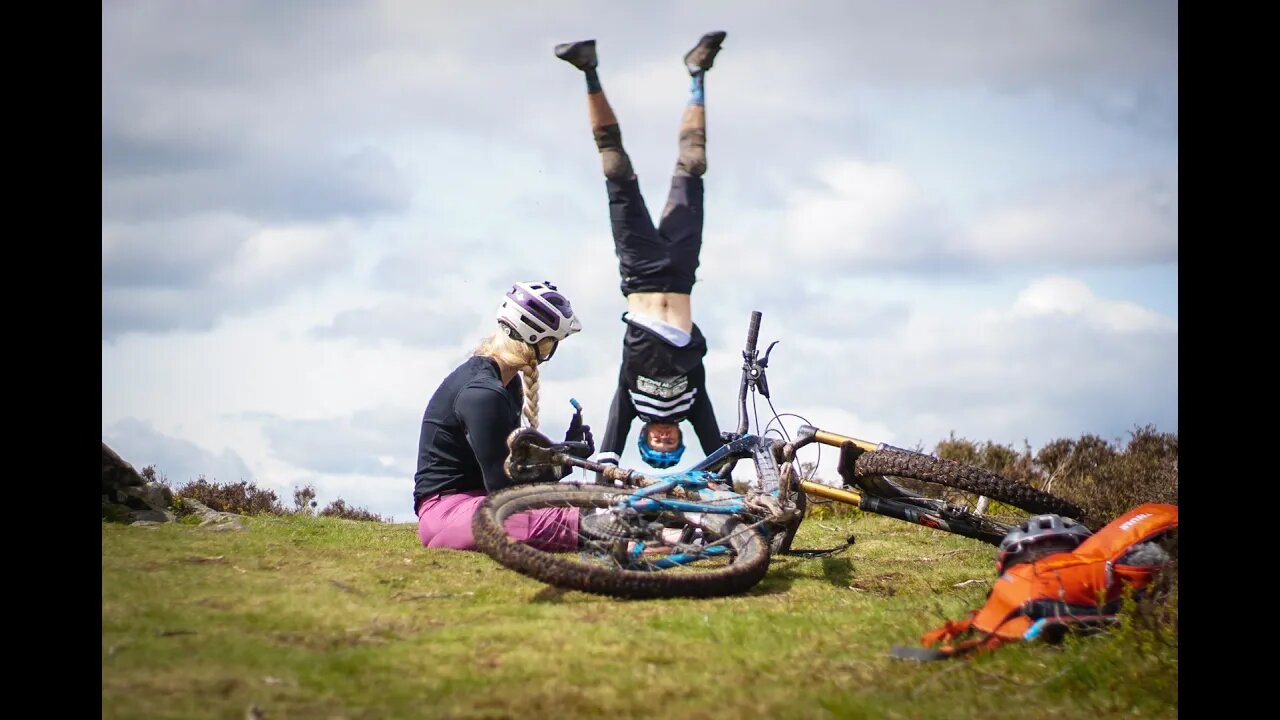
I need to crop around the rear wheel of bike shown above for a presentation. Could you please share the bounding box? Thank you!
[472,484,771,599]
[851,450,1087,543]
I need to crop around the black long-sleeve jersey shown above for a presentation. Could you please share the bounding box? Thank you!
[596,314,723,467]
[413,356,560,514]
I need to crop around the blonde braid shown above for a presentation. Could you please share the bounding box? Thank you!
[522,365,540,430]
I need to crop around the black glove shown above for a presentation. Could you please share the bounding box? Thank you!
[569,425,594,459]
[565,409,585,442]
[564,412,595,459]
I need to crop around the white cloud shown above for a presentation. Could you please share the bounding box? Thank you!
[103,217,358,340]
[783,159,948,272]
[1010,276,1177,333]
[104,418,254,487]
[219,224,353,289]
[774,157,1177,275]
[761,275,1177,453]
[965,175,1177,266]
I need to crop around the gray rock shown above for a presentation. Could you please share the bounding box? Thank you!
[102,442,179,524]
[102,442,145,490]
[102,443,251,531]
[128,508,176,524]
[182,498,248,531]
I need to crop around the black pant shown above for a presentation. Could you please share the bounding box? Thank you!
[607,175,704,296]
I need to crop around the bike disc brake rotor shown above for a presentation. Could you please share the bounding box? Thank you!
[578,510,639,542]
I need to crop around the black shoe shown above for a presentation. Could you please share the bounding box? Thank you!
[684,31,726,73]
[555,39,598,70]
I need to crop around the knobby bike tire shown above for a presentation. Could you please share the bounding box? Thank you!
[472,484,771,600]
[852,450,1085,519]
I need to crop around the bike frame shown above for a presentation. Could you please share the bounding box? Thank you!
[597,425,1007,569]
[482,309,1084,603]
[563,308,1013,558]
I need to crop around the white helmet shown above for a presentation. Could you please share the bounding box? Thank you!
[496,280,582,347]
[997,514,1093,573]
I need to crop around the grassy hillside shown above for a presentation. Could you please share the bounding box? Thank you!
[102,511,1176,719]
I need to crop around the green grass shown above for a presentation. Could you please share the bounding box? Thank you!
[102,512,1176,719]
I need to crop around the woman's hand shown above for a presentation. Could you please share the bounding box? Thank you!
[564,410,595,458]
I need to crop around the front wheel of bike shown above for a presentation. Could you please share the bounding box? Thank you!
[472,484,771,599]
[851,450,1087,544]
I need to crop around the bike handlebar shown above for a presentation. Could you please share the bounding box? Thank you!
[744,310,761,358]
[543,450,656,487]
[559,440,593,457]
[736,311,763,436]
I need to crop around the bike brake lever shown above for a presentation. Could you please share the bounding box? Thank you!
[759,340,779,368]
[746,341,778,398]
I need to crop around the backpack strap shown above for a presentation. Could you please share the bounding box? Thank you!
[920,612,978,646]
[901,610,1030,660]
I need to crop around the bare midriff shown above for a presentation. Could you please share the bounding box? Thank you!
[627,292,693,333]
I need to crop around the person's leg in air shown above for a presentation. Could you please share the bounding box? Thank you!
[650,29,726,332]
[555,38,664,299]
[637,31,726,457]
[554,39,635,184]
[557,38,662,477]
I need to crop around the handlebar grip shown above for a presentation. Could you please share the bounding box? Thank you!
[744,310,762,356]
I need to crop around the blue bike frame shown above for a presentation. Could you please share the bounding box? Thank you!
[608,434,779,568]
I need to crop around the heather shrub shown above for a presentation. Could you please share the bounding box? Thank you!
[293,484,319,514]
[1045,425,1178,526]
[172,477,285,516]
[166,477,389,523]
[318,498,390,523]
[935,433,1039,486]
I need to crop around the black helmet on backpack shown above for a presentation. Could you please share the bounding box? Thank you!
[997,514,1093,574]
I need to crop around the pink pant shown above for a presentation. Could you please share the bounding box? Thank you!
[416,489,579,551]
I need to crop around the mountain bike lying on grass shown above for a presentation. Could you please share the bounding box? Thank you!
[472,311,1086,599]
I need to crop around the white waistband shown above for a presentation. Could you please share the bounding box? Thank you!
[624,312,692,347]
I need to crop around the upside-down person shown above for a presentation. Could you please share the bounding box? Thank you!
[555,31,730,474]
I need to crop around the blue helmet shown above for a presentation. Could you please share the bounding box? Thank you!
[637,422,685,469]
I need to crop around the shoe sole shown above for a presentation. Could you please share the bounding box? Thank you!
[684,31,727,70]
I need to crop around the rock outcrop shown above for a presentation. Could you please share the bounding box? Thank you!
[102,442,256,531]
[102,442,177,524]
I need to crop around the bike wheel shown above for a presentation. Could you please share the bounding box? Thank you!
[851,450,1087,543]
[472,484,772,599]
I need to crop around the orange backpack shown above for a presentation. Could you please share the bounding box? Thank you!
[894,502,1178,661]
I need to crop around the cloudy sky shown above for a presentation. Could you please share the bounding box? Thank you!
[102,1,1178,523]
